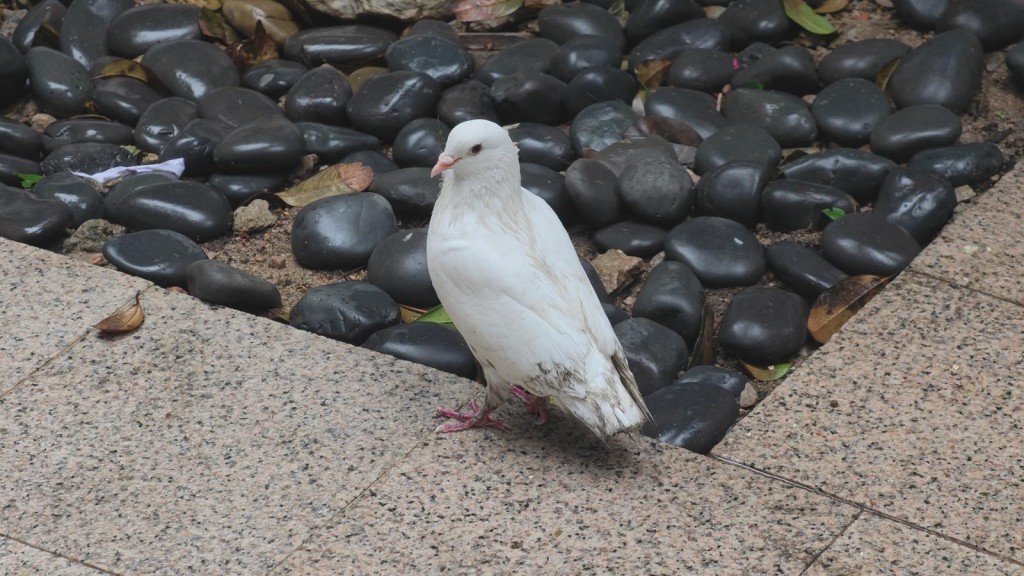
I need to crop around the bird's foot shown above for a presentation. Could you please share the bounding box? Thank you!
[511,385,550,426]
[435,401,511,432]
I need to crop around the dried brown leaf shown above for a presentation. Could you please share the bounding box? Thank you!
[199,7,240,44]
[400,304,428,323]
[875,57,901,93]
[453,0,524,23]
[274,162,371,207]
[94,294,145,334]
[808,274,890,344]
[634,58,672,90]
[168,0,222,9]
[227,20,279,68]
[95,59,151,83]
[739,360,792,382]
[814,0,849,13]
[688,300,715,368]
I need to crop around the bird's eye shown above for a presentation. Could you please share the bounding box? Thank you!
[470,144,482,154]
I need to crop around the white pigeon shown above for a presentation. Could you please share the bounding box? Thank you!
[427,119,651,441]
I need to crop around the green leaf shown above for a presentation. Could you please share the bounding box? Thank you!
[783,0,836,35]
[415,304,455,327]
[17,173,43,189]
[822,207,846,221]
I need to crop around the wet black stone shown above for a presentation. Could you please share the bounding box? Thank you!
[693,124,781,175]
[889,29,983,113]
[618,156,694,226]
[41,143,137,175]
[822,212,922,276]
[592,221,666,258]
[604,303,629,324]
[521,162,569,217]
[641,380,739,454]
[341,150,398,176]
[766,241,848,301]
[614,317,688,397]
[564,158,622,227]
[549,35,620,83]
[779,149,896,204]
[291,192,398,269]
[42,119,134,154]
[591,134,677,176]
[368,167,439,218]
[214,116,305,173]
[102,228,207,286]
[392,118,450,169]
[762,180,857,233]
[869,104,962,163]
[116,180,232,242]
[665,216,766,288]
[581,257,610,303]
[817,39,911,85]
[508,123,574,172]
[385,34,474,88]
[283,64,352,125]
[811,78,892,147]
[490,71,568,126]
[59,0,133,69]
[666,48,736,93]
[296,123,380,164]
[31,172,104,228]
[907,142,1005,188]
[133,97,198,153]
[694,161,768,227]
[719,287,808,365]
[0,37,28,110]
[625,0,704,45]
[731,44,819,95]
[893,0,950,30]
[628,19,731,72]
[365,227,437,308]
[12,0,66,55]
[0,119,41,160]
[282,25,397,68]
[26,47,92,118]
[199,86,282,127]
[347,71,441,142]
[141,40,240,101]
[673,365,749,400]
[644,87,728,140]
[437,80,499,126]
[0,185,73,246]
[91,76,162,125]
[105,172,179,220]
[289,281,401,345]
[565,67,638,118]
[0,153,41,187]
[106,3,201,58]
[936,0,1024,51]
[158,119,229,177]
[721,88,817,147]
[874,167,957,245]
[186,259,282,311]
[632,260,705,347]
[362,322,476,379]
[242,59,308,99]
[570,101,636,157]
[475,38,559,85]
[718,0,794,48]
[538,2,625,52]
[1008,43,1024,85]
[207,172,287,206]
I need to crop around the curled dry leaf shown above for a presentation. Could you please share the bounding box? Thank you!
[399,304,428,323]
[274,162,373,207]
[94,294,145,334]
[453,0,524,23]
[227,20,279,68]
[808,274,890,344]
[634,58,672,91]
[95,59,152,83]
[814,0,850,14]
[688,300,715,368]
[740,360,792,382]
[199,7,239,44]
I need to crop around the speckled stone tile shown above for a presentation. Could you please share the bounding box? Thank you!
[716,273,1024,561]
[910,167,1024,304]
[0,238,151,394]
[0,289,479,575]
[272,402,859,575]
[0,537,110,576]
[805,513,1024,575]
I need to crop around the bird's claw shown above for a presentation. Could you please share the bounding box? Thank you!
[435,401,511,432]
[511,385,550,426]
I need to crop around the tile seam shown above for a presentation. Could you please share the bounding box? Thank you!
[0,531,123,575]
[903,268,1024,309]
[798,508,864,575]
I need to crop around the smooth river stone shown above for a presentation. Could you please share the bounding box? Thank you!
[614,317,688,397]
[116,181,232,242]
[0,185,73,246]
[0,37,28,110]
[12,0,66,54]
[721,88,817,147]
[213,115,305,173]
[105,172,179,221]
[1008,43,1024,85]
[91,76,161,125]
[694,161,768,227]
[632,260,705,347]
[592,221,666,258]
[570,101,636,157]
[564,158,622,227]
[618,156,694,226]
[346,71,441,141]
[289,281,401,345]
[549,35,620,83]
[31,172,104,228]
[141,40,241,101]
[889,29,983,113]
[243,59,308,98]
[296,122,379,164]
[368,167,440,217]
[437,80,499,126]
[491,71,568,126]
[718,0,794,47]
[198,86,282,127]
[207,172,287,206]
[693,124,780,175]
[766,241,848,301]
[42,118,133,153]
[665,216,765,288]
[644,87,728,140]
[538,2,625,52]
[341,150,397,176]
[102,229,207,286]
[106,3,201,58]
[869,104,962,163]
[666,48,736,93]
[892,0,950,30]
[283,64,352,125]
[628,19,731,72]
[719,286,808,365]
[392,118,450,169]
[565,67,638,118]
[159,119,229,177]
[385,34,473,88]
[731,44,819,95]
[40,142,137,175]
[907,142,1005,188]
[936,0,1024,51]
[26,47,92,118]
[509,123,575,172]
[822,212,922,276]
[0,119,41,160]
[761,180,857,233]
[60,0,133,68]
[133,96,198,153]
[591,134,677,177]
[521,162,570,217]
[362,322,476,379]
[282,25,397,68]
[873,167,956,245]
[475,38,559,85]
[625,0,704,45]
[365,228,437,308]
[674,365,749,401]
[817,39,911,85]
[291,192,398,269]
[0,153,40,187]
[811,78,891,147]
[779,148,896,204]
[641,381,739,454]
[185,259,281,311]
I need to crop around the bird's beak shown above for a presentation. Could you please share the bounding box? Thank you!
[430,154,458,178]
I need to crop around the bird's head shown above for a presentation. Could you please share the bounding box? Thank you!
[430,119,518,179]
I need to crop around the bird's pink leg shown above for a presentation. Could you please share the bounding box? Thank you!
[511,385,549,425]
[435,400,511,433]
